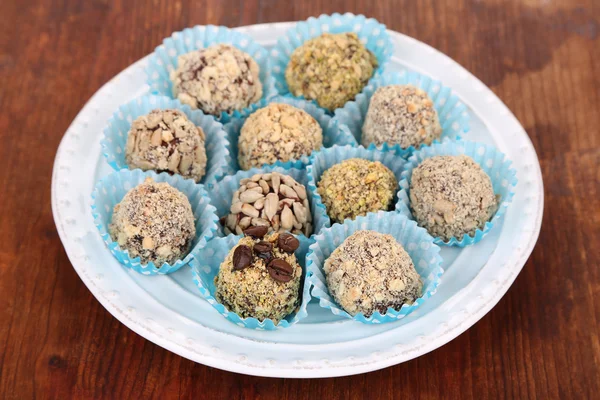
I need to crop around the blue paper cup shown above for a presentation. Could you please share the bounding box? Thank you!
[190,235,312,330]
[307,211,443,324]
[91,169,219,275]
[272,13,393,111]
[333,70,471,158]
[306,145,406,223]
[101,95,232,187]
[209,165,331,239]
[145,25,278,121]
[397,140,518,247]
[223,95,356,172]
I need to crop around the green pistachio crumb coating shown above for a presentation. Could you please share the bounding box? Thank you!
[285,33,377,111]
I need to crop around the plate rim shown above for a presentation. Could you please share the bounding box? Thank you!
[52,21,544,378]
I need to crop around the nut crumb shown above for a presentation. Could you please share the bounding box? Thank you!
[317,158,398,223]
[109,178,196,266]
[170,44,262,116]
[324,230,422,317]
[238,103,322,170]
[362,84,442,149]
[125,109,207,182]
[285,33,377,111]
[409,155,498,241]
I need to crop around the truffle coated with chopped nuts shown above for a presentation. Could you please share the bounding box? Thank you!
[214,232,303,323]
[409,155,498,241]
[362,84,442,149]
[220,171,313,236]
[170,44,263,116]
[237,103,323,170]
[125,109,207,182]
[317,158,398,223]
[109,178,196,266]
[324,230,422,317]
[285,33,378,111]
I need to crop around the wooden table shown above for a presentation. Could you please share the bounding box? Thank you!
[1,0,598,398]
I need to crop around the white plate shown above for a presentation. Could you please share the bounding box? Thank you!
[52,22,544,378]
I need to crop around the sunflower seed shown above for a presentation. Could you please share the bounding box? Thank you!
[265,193,278,221]
[254,197,265,210]
[259,179,270,194]
[281,206,294,230]
[272,173,281,194]
[230,202,243,214]
[241,203,259,218]
[293,202,307,224]
[240,190,264,203]
[279,184,298,199]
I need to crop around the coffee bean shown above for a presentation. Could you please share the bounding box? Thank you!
[267,259,294,282]
[253,241,273,262]
[277,233,299,253]
[243,225,268,238]
[232,245,252,271]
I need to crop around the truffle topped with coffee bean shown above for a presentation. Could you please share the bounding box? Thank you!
[214,229,302,323]
[170,44,263,116]
[220,171,313,236]
[125,109,207,182]
[109,177,196,266]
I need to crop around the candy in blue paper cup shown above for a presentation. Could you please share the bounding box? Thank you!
[101,95,232,186]
[145,25,278,121]
[333,70,470,158]
[397,140,518,247]
[190,234,312,330]
[91,169,219,275]
[209,165,330,239]
[272,13,393,112]
[306,211,443,324]
[223,95,356,172]
[307,145,406,223]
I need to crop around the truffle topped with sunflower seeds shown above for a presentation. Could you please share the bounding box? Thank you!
[109,178,196,266]
[324,230,423,317]
[317,158,398,223]
[237,103,323,170]
[214,229,303,323]
[170,44,263,116]
[285,32,378,111]
[125,109,207,182]
[362,84,442,149]
[220,171,313,237]
[409,155,498,241]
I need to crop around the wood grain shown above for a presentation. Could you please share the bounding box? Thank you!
[0,0,598,398]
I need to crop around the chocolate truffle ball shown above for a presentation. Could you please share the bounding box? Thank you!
[170,44,263,116]
[109,178,196,266]
[285,33,377,111]
[324,230,422,317]
[125,109,207,182]
[214,231,302,323]
[317,158,398,223]
[362,85,442,149]
[221,171,312,236]
[409,155,498,241]
[237,103,323,170]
